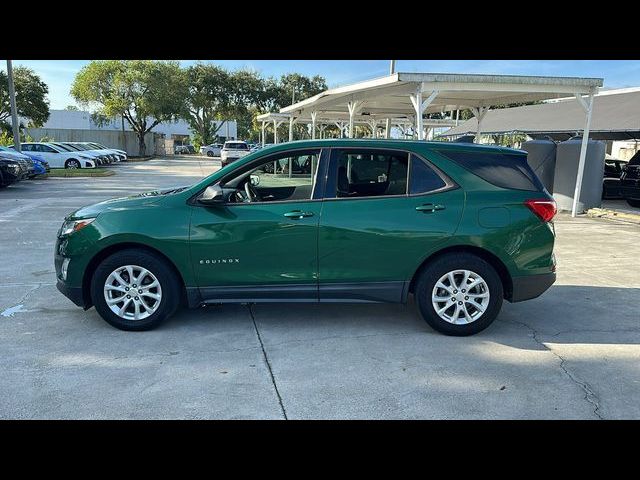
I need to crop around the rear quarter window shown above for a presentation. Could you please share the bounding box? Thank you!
[437,149,545,192]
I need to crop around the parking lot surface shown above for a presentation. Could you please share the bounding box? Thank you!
[1,156,639,419]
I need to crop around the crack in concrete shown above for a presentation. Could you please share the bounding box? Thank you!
[504,318,604,420]
[247,304,288,420]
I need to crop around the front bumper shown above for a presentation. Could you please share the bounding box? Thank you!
[510,272,556,302]
[56,278,86,308]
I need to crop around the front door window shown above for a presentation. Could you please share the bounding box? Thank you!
[223,149,321,204]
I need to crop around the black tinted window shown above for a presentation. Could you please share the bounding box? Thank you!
[437,150,544,192]
[333,150,408,198]
[410,155,446,194]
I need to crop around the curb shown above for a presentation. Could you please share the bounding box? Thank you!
[586,207,640,225]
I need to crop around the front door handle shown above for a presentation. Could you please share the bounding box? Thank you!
[284,210,315,219]
[416,204,446,213]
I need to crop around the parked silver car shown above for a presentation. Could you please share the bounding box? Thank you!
[199,143,223,157]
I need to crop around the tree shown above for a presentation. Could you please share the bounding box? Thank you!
[248,73,327,141]
[276,73,326,107]
[71,60,186,156]
[182,63,233,146]
[65,105,79,111]
[0,66,50,129]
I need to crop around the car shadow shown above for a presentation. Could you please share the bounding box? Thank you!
[165,284,640,349]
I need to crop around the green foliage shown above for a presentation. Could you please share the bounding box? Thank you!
[0,131,12,146]
[71,60,186,155]
[65,105,79,111]
[183,63,233,146]
[71,60,329,149]
[0,66,50,128]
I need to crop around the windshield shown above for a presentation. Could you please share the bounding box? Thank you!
[224,142,248,150]
[51,143,73,152]
[70,144,91,150]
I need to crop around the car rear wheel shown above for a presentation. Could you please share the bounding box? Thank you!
[626,199,640,208]
[91,249,181,331]
[65,159,81,169]
[414,253,503,336]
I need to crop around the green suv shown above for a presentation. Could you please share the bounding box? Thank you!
[55,139,557,336]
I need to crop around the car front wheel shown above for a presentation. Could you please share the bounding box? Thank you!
[626,199,640,208]
[414,253,503,336]
[65,159,81,169]
[91,249,181,331]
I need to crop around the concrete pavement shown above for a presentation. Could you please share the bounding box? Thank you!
[1,156,638,419]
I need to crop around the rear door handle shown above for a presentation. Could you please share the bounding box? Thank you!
[415,204,446,213]
[284,210,315,219]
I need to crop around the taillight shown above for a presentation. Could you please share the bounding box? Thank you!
[525,198,557,222]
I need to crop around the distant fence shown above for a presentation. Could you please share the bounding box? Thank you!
[24,128,162,156]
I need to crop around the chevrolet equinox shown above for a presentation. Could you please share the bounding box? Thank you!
[55,139,557,336]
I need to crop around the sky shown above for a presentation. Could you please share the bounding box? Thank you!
[5,60,640,110]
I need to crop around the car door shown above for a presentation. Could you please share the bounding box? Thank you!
[317,147,465,303]
[189,147,328,302]
[34,144,63,168]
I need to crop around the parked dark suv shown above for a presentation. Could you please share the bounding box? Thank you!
[55,139,557,336]
[620,151,640,207]
[0,154,29,187]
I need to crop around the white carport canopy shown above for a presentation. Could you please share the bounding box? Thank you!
[256,111,457,142]
[259,72,604,216]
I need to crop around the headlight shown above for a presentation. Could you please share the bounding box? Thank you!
[7,163,20,173]
[60,218,96,236]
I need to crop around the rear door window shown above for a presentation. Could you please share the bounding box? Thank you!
[327,149,409,198]
[437,149,545,192]
[409,155,447,194]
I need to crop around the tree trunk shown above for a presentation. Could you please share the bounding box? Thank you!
[202,126,210,146]
[138,132,146,157]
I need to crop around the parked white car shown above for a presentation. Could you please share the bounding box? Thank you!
[15,143,96,169]
[50,142,110,165]
[75,142,123,162]
[85,142,128,161]
[200,143,223,157]
[220,141,250,166]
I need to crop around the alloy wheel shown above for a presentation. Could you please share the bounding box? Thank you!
[103,265,162,321]
[431,269,490,324]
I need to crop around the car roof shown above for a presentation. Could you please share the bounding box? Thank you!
[253,138,524,155]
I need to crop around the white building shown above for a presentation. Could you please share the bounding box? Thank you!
[38,109,238,143]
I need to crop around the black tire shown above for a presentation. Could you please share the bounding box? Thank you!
[626,199,640,208]
[414,253,503,336]
[91,249,181,331]
[65,159,81,169]
[207,150,214,157]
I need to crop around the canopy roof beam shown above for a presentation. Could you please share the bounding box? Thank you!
[410,88,439,140]
[471,106,490,144]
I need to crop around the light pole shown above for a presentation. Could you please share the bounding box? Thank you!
[6,60,21,152]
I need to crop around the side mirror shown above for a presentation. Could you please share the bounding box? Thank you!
[198,184,225,204]
[249,174,260,186]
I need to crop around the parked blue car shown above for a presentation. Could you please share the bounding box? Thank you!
[0,146,49,178]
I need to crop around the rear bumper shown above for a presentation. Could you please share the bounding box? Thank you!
[510,272,556,303]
